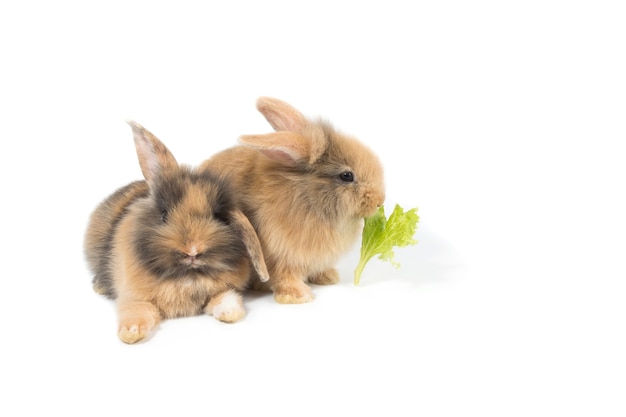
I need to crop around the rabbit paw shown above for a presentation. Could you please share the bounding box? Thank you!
[92,282,108,295]
[118,320,153,344]
[207,290,246,323]
[308,268,340,285]
[274,281,315,304]
[117,301,160,344]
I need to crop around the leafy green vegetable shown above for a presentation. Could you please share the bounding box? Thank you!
[354,204,419,285]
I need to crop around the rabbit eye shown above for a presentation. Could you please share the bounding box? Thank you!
[339,171,354,182]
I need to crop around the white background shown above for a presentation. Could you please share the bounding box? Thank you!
[1,1,624,415]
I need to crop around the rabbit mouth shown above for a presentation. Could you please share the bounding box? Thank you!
[359,191,385,217]
[180,255,206,268]
[359,202,382,218]
[179,245,205,268]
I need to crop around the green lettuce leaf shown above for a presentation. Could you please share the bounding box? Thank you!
[354,204,419,285]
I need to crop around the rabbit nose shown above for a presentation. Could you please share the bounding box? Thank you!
[181,245,200,264]
[186,245,199,257]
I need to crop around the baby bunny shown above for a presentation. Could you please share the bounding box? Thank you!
[199,97,385,304]
[84,121,269,344]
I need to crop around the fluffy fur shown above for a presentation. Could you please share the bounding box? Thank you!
[84,121,268,344]
[199,97,385,303]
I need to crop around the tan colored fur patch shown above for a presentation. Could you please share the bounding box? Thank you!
[84,181,149,283]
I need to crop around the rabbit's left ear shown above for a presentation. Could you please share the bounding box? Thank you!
[230,209,269,283]
[256,96,307,132]
[127,120,178,182]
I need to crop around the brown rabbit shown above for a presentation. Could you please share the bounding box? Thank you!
[84,121,269,344]
[199,97,385,303]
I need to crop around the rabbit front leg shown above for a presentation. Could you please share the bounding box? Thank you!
[205,289,246,323]
[270,267,315,304]
[308,268,340,285]
[116,298,161,344]
[274,281,314,304]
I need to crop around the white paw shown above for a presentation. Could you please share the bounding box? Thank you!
[208,290,246,323]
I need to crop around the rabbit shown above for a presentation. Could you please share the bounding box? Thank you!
[84,121,269,344]
[198,97,385,304]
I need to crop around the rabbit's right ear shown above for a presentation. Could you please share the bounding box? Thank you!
[127,120,178,182]
[250,97,327,165]
[238,132,310,166]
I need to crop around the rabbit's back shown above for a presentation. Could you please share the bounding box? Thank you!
[84,180,149,298]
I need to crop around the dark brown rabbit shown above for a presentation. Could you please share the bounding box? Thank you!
[199,97,385,304]
[84,121,268,344]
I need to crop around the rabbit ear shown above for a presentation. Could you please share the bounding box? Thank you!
[256,97,307,132]
[229,209,270,283]
[127,120,178,182]
[239,132,310,165]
